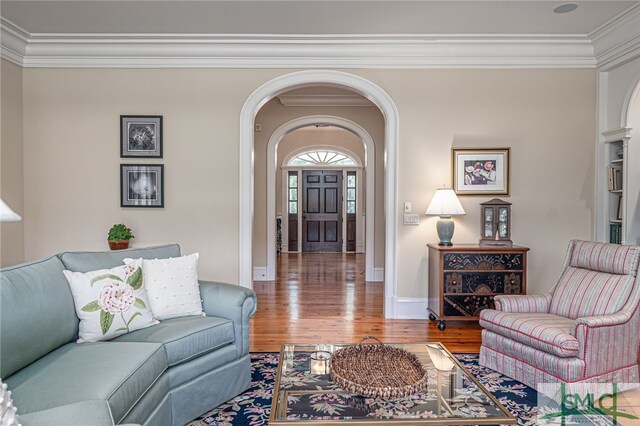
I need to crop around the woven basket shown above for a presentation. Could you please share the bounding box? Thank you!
[330,336,429,399]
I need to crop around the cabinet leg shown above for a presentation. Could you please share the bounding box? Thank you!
[428,313,436,321]
[437,321,446,331]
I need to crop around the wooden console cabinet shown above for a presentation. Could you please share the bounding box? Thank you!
[427,244,529,330]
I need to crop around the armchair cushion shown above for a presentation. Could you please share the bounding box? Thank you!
[549,267,635,320]
[480,310,578,357]
[569,240,640,276]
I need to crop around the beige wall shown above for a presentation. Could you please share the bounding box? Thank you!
[253,99,385,268]
[20,67,595,301]
[22,68,284,282]
[1,59,25,267]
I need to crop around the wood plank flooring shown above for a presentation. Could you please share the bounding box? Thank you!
[249,252,482,353]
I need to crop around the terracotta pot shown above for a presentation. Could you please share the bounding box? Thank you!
[108,239,130,251]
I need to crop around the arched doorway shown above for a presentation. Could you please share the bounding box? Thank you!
[265,116,376,282]
[621,78,640,244]
[239,70,400,318]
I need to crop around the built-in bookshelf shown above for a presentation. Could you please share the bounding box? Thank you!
[602,127,639,245]
[607,139,624,244]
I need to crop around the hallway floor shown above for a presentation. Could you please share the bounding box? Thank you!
[249,252,482,353]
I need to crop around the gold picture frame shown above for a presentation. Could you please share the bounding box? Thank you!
[452,148,510,196]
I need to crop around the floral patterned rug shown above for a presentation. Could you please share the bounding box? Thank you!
[187,353,538,426]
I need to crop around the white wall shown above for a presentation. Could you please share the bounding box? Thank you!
[0,59,24,267]
[19,67,595,306]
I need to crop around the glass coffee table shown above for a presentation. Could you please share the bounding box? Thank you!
[270,342,515,425]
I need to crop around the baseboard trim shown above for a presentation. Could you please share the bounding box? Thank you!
[396,297,428,319]
[372,268,384,282]
[253,267,268,281]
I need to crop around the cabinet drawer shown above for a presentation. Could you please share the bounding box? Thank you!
[443,295,495,317]
[444,271,523,294]
[443,252,523,270]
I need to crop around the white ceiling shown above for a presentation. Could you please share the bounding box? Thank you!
[1,1,635,35]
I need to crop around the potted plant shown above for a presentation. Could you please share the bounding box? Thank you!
[107,224,135,250]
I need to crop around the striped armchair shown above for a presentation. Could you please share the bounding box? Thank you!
[479,240,640,391]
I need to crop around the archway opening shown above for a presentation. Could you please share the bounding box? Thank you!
[239,70,399,318]
[623,79,640,244]
[259,115,378,284]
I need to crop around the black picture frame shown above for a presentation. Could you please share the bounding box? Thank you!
[120,115,163,158]
[120,164,164,208]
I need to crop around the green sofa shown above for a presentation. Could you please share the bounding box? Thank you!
[0,244,257,426]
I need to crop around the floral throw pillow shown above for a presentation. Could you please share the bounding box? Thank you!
[63,259,158,343]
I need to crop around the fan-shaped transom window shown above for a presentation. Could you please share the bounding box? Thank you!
[287,150,356,167]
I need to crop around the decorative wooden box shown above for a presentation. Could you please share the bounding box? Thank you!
[427,244,529,330]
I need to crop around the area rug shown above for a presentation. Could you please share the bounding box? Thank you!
[187,353,538,426]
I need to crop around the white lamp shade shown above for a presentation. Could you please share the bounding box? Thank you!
[426,188,465,216]
[0,199,22,222]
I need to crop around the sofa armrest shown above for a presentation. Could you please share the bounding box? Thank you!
[493,294,552,313]
[199,280,257,356]
[574,302,640,377]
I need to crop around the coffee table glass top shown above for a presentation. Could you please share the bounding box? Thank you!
[270,342,515,425]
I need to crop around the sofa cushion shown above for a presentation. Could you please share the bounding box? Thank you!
[114,316,235,366]
[58,243,181,273]
[17,400,114,426]
[63,259,158,343]
[569,240,640,276]
[479,310,578,358]
[549,267,635,319]
[1,256,78,378]
[6,341,167,424]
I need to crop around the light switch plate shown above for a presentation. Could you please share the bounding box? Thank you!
[403,214,420,225]
[404,202,412,213]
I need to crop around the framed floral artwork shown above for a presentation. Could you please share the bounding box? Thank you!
[121,164,164,208]
[120,115,163,158]
[452,148,510,196]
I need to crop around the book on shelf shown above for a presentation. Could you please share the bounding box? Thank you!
[610,223,622,244]
[608,166,623,191]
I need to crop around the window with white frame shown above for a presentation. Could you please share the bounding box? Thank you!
[287,150,357,167]
[288,172,298,214]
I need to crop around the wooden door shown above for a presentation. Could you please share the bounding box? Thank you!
[302,170,343,252]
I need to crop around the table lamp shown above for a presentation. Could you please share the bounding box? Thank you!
[426,188,465,246]
[0,198,22,222]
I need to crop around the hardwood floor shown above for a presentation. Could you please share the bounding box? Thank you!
[249,252,482,353]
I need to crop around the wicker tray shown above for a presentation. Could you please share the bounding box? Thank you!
[330,336,429,399]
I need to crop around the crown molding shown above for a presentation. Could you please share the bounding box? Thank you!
[0,18,28,66]
[0,20,598,69]
[590,3,640,70]
[278,94,374,106]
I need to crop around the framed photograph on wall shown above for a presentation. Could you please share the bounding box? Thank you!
[452,148,510,196]
[121,164,164,208]
[120,115,163,158]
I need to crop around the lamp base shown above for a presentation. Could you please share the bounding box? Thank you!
[436,217,455,246]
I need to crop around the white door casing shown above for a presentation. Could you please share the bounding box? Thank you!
[239,70,399,318]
